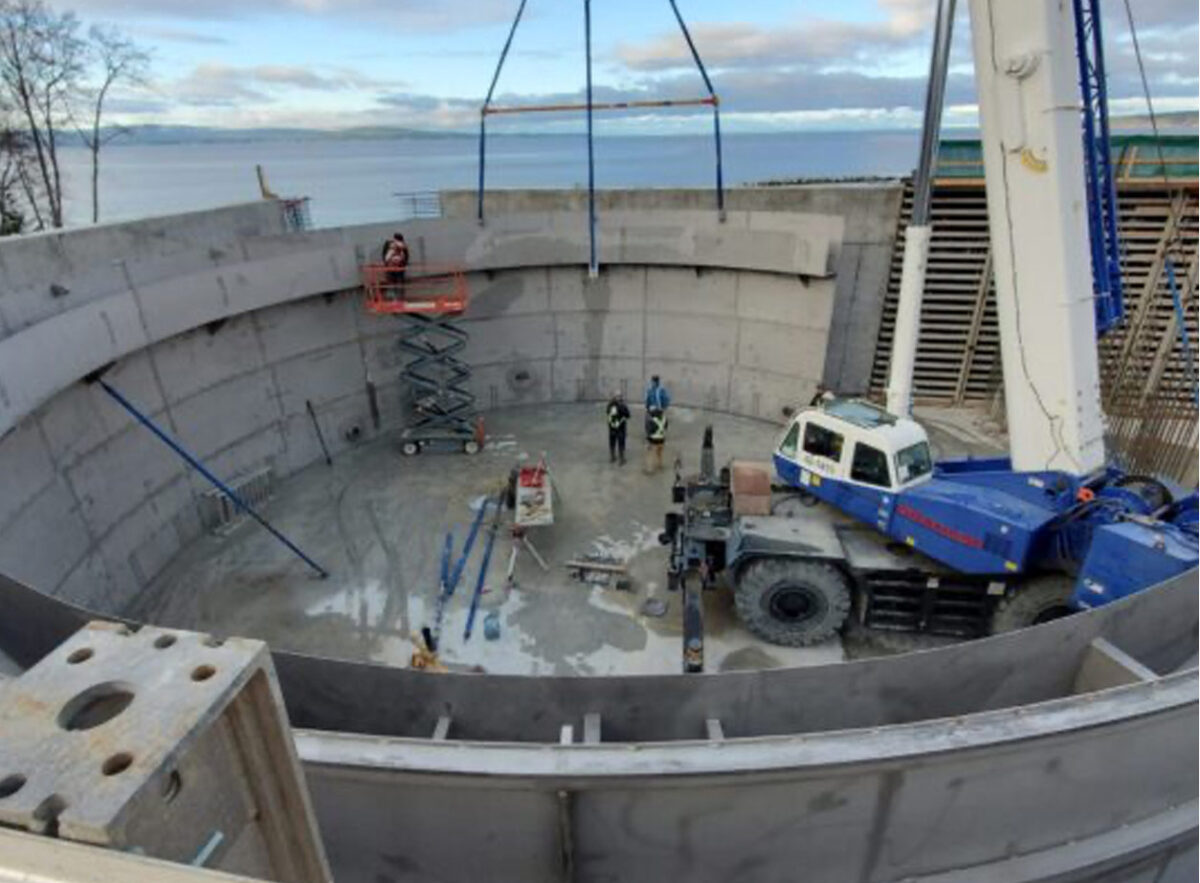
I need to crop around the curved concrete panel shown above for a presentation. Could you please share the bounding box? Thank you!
[0,204,846,609]
[1,566,1195,882]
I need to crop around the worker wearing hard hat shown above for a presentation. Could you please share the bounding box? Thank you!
[606,391,630,464]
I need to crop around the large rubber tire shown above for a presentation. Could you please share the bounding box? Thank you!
[990,575,1075,634]
[734,559,851,646]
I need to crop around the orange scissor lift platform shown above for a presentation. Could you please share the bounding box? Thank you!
[362,263,484,455]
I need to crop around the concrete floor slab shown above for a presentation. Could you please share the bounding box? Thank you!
[129,403,1003,676]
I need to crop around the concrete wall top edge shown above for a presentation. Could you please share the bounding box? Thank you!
[294,671,1196,777]
[0,205,846,436]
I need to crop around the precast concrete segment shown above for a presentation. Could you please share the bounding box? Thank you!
[0,571,1194,883]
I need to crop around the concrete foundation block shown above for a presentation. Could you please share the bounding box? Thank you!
[0,621,332,881]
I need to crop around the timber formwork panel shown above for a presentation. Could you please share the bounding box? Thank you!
[870,179,1198,483]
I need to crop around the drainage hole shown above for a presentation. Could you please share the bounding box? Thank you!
[191,665,217,682]
[153,634,176,649]
[66,648,93,665]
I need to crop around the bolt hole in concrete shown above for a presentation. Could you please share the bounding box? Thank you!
[191,664,217,682]
[153,634,176,649]
[57,682,136,731]
[101,752,134,777]
[162,770,182,803]
[0,773,26,798]
[32,794,68,836]
[66,647,93,664]
[203,636,224,648]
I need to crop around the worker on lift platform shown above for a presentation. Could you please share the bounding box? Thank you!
[382,232,409,296]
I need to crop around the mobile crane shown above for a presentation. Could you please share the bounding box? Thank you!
[662,0,1199,671]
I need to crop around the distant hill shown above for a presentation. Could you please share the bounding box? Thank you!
[72,124,474,146]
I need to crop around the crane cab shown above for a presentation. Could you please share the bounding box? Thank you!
[772,399,934,524]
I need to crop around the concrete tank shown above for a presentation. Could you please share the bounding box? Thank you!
[0,195,1194,882]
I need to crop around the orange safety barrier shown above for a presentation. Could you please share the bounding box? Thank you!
[362,263,469,315]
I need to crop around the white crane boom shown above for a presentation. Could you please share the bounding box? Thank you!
[966,0,1107,474]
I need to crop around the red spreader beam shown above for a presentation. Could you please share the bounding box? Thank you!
[484,96,717,116]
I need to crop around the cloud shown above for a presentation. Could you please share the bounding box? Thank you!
[69,0,515,34]
[128,26,229,45]
[614,1,934,73]
[164,63,405,108]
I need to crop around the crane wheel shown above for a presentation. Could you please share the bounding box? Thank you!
[990,574,1075,634]
[734,559,850,647]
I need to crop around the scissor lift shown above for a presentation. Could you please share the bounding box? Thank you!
[363,263,484,456]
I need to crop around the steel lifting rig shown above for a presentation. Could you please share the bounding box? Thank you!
[362,264,484,456]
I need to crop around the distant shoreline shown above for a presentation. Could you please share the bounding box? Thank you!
[64,111,1198,148]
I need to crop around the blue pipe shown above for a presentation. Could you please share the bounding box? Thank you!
[447,497,490,594]
[97,379,329,579]
[477,0,529,223]
[584,0,597,276]
[668,0,724,216]
[464,496,503,641]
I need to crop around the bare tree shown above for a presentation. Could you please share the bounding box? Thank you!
[0,121,32,233]
[0,0,84,229]
[79,25,148,223]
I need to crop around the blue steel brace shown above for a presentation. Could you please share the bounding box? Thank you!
[1071,0,1125,335]
[97,379,329,579]
[668,0,725,218]
[478,0,530,223]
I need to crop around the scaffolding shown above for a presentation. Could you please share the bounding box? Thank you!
[476,0,724,277]
[363,264,483,456]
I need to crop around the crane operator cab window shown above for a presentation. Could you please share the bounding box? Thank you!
[778,421,801,458]
[895,441,933,486]
[803,422,843,463]
[850,442,891,488]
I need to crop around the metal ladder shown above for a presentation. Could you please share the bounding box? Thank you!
[396,312,480,455]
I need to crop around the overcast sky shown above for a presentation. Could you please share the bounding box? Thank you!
[70,0,1199,133]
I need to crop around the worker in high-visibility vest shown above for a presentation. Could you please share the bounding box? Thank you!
[644,407,668,474]
[606,392,630,465]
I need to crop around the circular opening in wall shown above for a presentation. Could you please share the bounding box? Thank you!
[0,773,26,798]
[153,634,176,650]
[32,794,68,836]
[101,752,134,777]
[57,682,136,731]
[191,665,217,682]
[66,648,93,665]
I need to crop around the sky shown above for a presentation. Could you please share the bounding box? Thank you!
[66,0,1200,133]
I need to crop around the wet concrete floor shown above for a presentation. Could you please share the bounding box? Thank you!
[130,403,1003,675]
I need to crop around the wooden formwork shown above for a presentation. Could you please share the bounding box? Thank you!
[869,178,1199,484]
